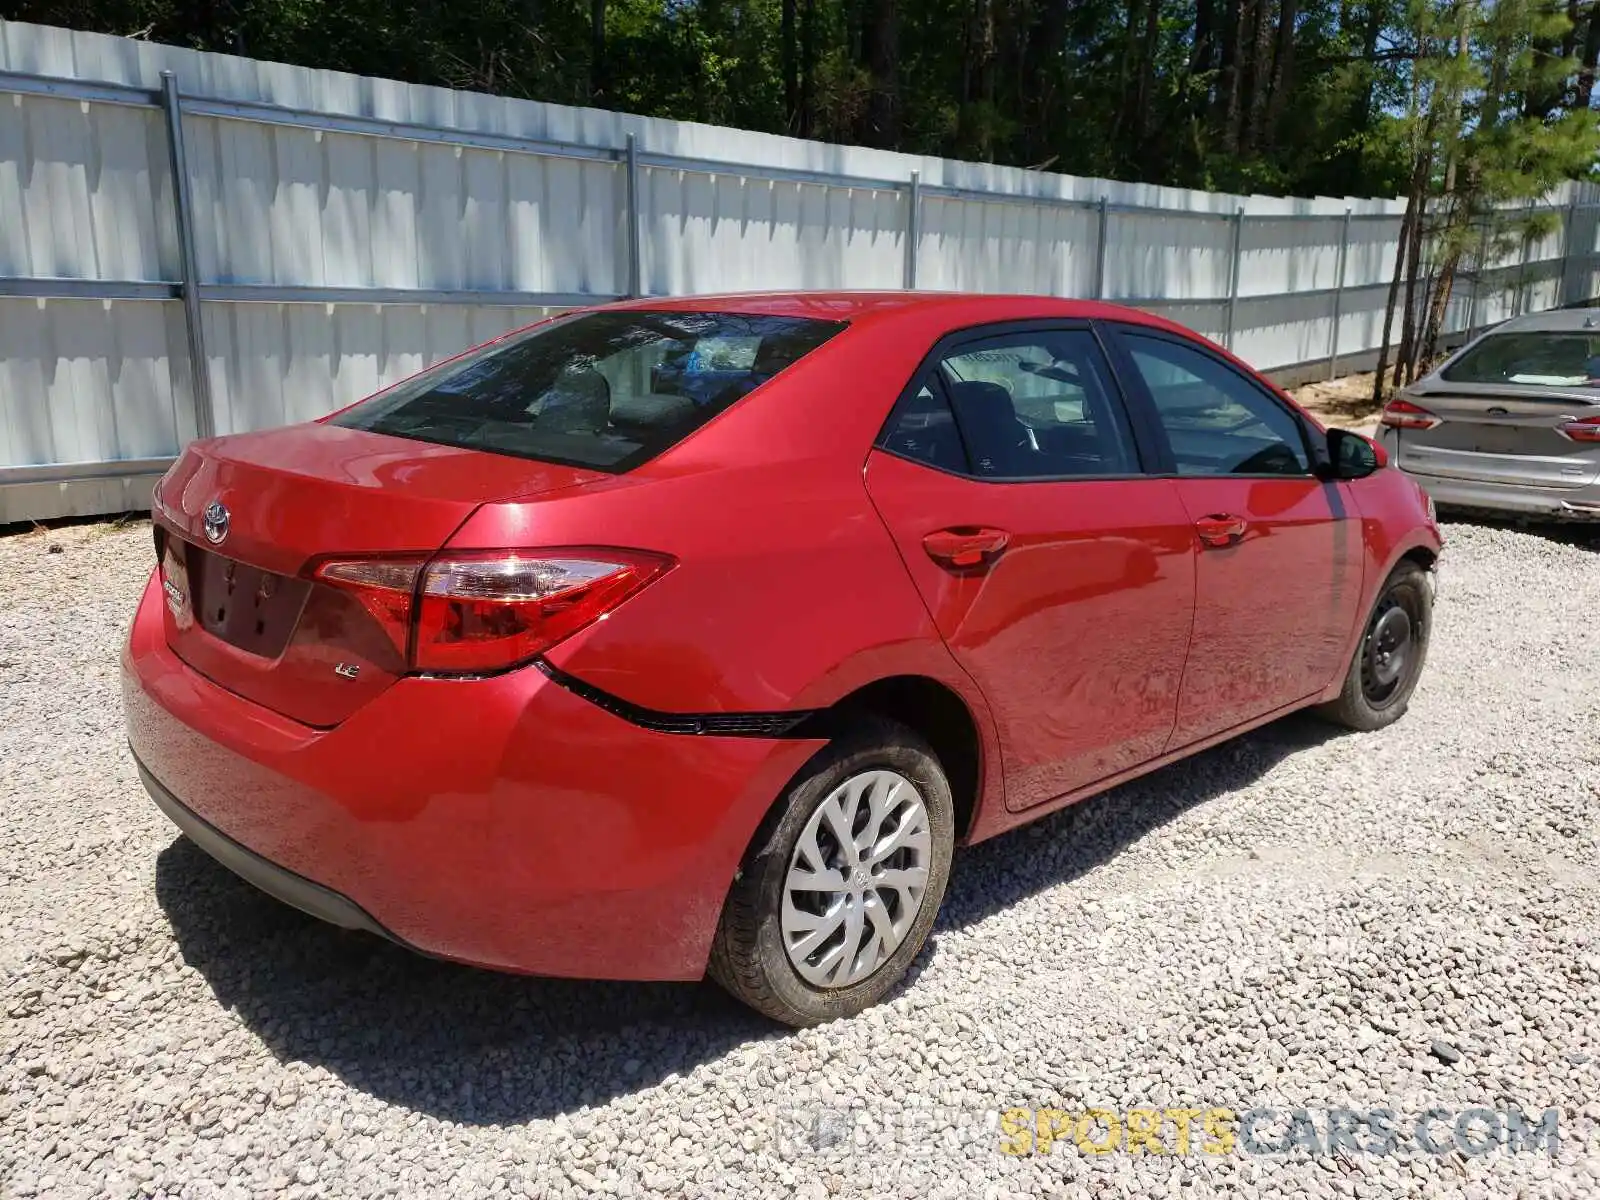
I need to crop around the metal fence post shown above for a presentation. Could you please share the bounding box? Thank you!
[1224,206,1244,351]
[1561,197,1578,307]
[159,71,214,440]
[1327,207,1352,379]
[1093,196,1110,299]
[1514,205,1532,316]
[624,133,643,298]
[904,171,921,290]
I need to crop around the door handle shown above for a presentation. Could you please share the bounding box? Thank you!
[1194,513,1247,548]
[923,527,1011,570]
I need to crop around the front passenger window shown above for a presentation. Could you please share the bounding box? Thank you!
[1122,335,1311,477]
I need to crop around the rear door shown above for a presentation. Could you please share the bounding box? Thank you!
[1104,325,1365,747]
[865,323,1196,812]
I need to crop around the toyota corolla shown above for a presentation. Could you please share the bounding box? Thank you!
[124,293,1441,1026]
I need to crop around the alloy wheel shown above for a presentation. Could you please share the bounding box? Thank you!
[780,769,932,988]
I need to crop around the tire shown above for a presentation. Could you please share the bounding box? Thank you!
[1317,559,1433,732]
[708,718,955,1027]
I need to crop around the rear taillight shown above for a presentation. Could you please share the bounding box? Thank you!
[312,549,672,674]
[1557,414,1600,443]
[315,558,427,658]
[1379,398,1442,431]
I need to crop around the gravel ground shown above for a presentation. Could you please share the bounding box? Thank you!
[2,515,1599,1199]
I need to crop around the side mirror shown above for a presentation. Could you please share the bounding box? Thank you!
[1325,427,1386,480]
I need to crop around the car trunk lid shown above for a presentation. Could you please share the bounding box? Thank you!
[153,422,604,727]
[1391,383,1600,489]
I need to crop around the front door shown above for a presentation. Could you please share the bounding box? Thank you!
[865,324,1197,811]
[1107,327,1365,747]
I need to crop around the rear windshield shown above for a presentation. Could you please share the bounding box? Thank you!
[330,310,846,471]
[1442,331,1600,388]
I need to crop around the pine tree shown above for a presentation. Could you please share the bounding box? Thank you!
[1373,0,1600,403]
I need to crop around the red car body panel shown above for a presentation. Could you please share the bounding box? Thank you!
[123,291,1442,981]
[126,570,827,979]
[1318,465,1445,701]
[1162,475,1366,745]
[863,452,1196,810]
[153,424,604,726]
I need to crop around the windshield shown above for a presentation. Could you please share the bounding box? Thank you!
[1441,331,1600,389]
[330,310,846,471]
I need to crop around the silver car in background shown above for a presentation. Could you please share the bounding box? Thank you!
[1378,309,1600,520]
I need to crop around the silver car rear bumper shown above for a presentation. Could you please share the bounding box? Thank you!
[1399,471,1600,521]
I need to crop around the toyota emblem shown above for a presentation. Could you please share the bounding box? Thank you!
[202,500,230,545]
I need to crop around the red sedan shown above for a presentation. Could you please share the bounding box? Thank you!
[124,293,1441,1026]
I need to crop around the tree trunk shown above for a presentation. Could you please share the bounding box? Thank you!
[782,0,799,133]
[1192,0,1219,86]
[589,0,606,104]
[1023,0,1071,163]
[1215,0,1248,153]
[800,0,817,137]
[1263,0,1297,151]
[961,0,998,158]
[861,0,898,147]
[1136,0,1162,146]
[1397,189,1428,384]
[1373,203,1412,406]
[1416,17,1471,377]
[1351,0,1385,181]
[1577,3,1600,109]
[1374,137,1433,404]
[1420,250,1461,375]
[1117,0,1144,146]
[1242,0,1274,153]
[1524,1,1570,120]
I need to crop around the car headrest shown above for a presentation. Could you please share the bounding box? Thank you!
[947,380,1028,475]
[541,369,610,433]
[610,391,698,428]
[946,380,1018,416]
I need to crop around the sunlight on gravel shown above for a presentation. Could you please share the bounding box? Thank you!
[1,516,1598,1198]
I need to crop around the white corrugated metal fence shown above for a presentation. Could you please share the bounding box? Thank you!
[3,18,1599,522]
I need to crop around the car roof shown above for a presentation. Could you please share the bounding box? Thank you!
[599,290,1193,335]
[1485,308,1600,334]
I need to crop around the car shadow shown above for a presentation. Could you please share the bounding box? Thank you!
[154,712,1340,1123]
[935,711,1337,935]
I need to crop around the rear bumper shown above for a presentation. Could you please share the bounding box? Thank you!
[1396,470,1600,520]
[123,571,823,979]
[135,754,407,944]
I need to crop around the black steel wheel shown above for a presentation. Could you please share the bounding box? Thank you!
[1318,560,1433,731]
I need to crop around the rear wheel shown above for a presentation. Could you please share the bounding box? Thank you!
[708,719,955,1026]
[1318,560,1432,731]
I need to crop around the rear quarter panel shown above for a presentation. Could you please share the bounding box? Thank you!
[456,457,975,714]
[443,316,1010,824]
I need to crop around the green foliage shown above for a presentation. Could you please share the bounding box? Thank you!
[5,0,1597,198]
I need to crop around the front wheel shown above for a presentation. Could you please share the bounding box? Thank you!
[1317,559,1433,731]
[708,719,955,1026]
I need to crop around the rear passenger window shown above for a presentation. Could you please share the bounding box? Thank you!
[880,380,968,473]
[880,329,1139,479]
